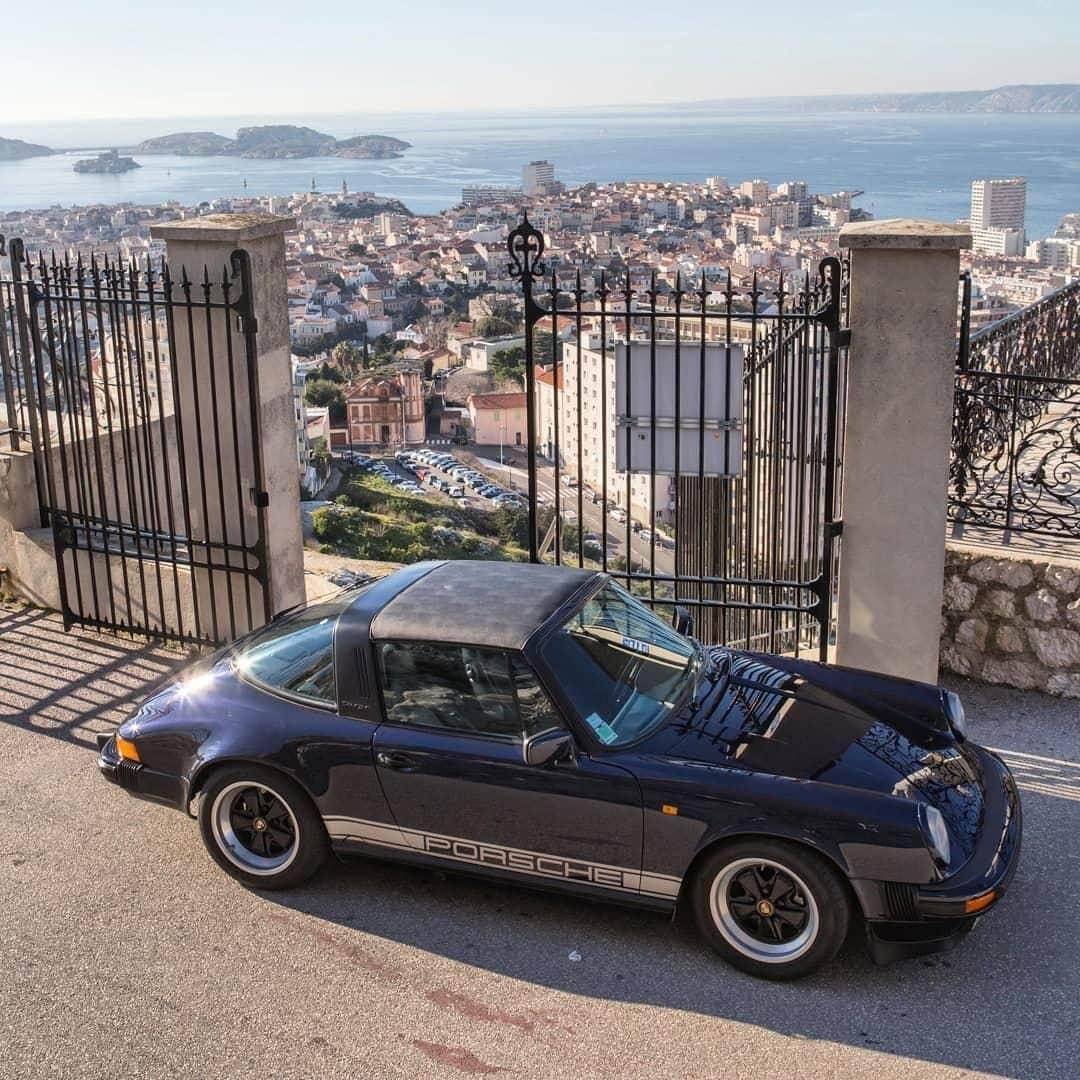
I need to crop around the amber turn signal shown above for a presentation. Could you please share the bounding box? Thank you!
[115,735,140,762]
[964,890,997,914]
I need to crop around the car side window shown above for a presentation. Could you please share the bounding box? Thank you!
[236,597,347,707]
[510,655,563,737]
[379,642,523,739]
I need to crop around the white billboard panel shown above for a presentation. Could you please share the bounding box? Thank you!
[614,343,743,477]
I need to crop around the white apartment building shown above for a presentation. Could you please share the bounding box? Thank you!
[970,178,1026,256]
[1026,236,1080,272]
[522,160,557,197]
[534,364,562,461]
[551,332,676,526]
[739,179,770,205]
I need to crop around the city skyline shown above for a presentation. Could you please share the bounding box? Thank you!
[2,0,1078,125]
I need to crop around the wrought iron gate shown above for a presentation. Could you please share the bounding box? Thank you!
[1,236,271,646]
[509,216,847,659]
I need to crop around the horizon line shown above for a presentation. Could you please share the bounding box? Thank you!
[4,81,1079,132]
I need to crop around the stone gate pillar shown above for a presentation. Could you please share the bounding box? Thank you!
[150,213,304,629]
[835,219,971,683]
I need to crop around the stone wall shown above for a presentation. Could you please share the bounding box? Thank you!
[940,546,1080,698]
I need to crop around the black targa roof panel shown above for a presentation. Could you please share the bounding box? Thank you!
[370,560,599,650]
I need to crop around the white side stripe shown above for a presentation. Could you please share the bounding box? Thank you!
[323,815,682,899]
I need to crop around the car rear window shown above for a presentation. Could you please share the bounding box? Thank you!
[235,594,353,707]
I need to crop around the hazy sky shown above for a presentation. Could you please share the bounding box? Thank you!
[2,0,1076,124]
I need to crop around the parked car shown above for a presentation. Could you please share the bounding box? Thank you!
[610,508,628,524]
[448,486,465,498]
[326,568,373,588]
[99,561,1021,981]
[639,529,653,543]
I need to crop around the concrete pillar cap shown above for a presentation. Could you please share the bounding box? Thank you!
[150,213,296,243]
[839,218,972,251]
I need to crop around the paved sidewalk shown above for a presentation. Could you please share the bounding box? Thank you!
[1,605,1078,1079]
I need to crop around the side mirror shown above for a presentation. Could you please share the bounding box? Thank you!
[672,605,694,638]
[523,727,575,768]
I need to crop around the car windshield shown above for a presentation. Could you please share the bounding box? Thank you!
[233,593,355,706]
[541,581,701,747]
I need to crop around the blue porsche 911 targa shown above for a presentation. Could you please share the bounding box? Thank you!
[99,560,1020,979]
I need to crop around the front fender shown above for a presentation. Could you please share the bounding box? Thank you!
[638,764,937,892]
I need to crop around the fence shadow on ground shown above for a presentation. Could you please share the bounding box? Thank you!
[0,603,183,750]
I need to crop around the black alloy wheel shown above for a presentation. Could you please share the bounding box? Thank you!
[690,839,852,980]
[198,764,328,889]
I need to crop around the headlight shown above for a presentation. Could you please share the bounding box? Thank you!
[919,804,951,870]
[942,690,967,740]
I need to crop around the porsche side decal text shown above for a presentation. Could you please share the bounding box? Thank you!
[322,815,681,899]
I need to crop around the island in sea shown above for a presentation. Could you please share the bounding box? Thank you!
[73,149,141,174]
[135,125,411,160]
[0,136,53,161]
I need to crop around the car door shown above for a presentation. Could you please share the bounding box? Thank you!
[371,641,644,897]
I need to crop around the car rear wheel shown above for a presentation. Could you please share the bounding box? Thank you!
[198,765,328,890]
[690,840,851,980]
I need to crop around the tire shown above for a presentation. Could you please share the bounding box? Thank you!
[690,839,851,981]
[197,764,328,890]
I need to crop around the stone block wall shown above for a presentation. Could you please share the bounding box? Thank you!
[940,546,1080,698]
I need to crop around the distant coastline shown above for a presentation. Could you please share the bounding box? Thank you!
[682,84,1080,115]
[3,84,1079,162]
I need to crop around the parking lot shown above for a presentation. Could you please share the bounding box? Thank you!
[2,604,1078,1079]
[343,449,527,513]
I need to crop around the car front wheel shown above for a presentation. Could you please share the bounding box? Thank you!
[690,840,851,980]
[198,765,328,890]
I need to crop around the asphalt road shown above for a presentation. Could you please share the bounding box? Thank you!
[472,453,676,576]
[2,605,1078,1079]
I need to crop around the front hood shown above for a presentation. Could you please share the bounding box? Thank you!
[655,650,985,862]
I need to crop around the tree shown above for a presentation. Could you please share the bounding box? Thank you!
[347,242,366,257]
[533,329,555,366]
[304,378,347,425]
[312,361,345,384]
[490,346,525,387]
[332,342,364,378]
[477,315,516,338]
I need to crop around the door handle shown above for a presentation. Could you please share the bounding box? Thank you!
[376,751,417,770]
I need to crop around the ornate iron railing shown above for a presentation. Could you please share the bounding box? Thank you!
[950,277,1080,541]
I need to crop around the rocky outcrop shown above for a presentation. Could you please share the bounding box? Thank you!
[0,136,52,161]
[72,149,140,174]
[134,131,232,155]
[134,126,411,160]
[941,547,1080,698]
